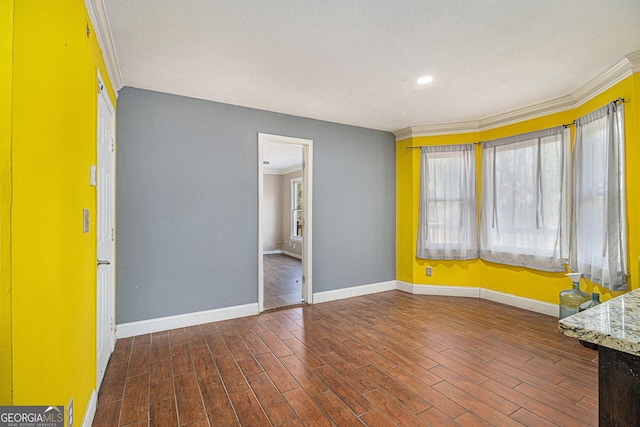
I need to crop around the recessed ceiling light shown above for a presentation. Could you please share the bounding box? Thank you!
[417,76,433,84]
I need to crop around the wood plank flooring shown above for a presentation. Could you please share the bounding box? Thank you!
[264,254,302,310]
[93,291,598,426]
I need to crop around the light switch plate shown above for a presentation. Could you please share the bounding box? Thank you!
[83,209,89,234]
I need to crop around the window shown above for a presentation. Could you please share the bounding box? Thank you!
[570,102,626,290]
[416,144,478,260]
[479,126,569,271]
[291,177,303,240]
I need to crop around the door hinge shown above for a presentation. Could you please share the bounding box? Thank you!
[110,140,114,152]
[111,227,114,242]
[302,161,305,170]
[302,275,306,284]
[98,78,104,93]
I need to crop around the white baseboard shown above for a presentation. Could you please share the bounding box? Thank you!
[81,389,97,427]
[115,281,557,339]
[282,250,302,260]
[396,281,557,317]
[398,281,480,298]
[116,303,259,338]
[480,289,558,316]
[313,280,397,304]
[263,249,302,260]
[396,281,414,293]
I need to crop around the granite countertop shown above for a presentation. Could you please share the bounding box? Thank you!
[558,288,640,355]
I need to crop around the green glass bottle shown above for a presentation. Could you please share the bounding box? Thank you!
[580,293,601,312]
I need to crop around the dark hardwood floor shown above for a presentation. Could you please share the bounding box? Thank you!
[264,254,302,310]
[93,291,598,426]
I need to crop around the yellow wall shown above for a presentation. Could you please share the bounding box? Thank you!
[397,131,481,285]
[397,74,639,305]
[7,0,116,417]
[0,0,14,404]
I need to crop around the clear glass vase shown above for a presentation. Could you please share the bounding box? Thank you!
[559,273,590,320]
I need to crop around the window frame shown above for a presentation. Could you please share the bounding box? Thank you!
[479,126,569,271]
[416,144,479,260]
[291,177,303,241]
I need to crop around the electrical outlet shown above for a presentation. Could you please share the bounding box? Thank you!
[67,398,73,427]
[425,267,432,277]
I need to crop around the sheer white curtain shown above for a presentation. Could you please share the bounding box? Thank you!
[479,127,568,271]
[416,144,478,260]
[570,102,627,290]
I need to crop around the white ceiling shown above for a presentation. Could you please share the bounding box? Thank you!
[104,0,640,133]
[263,142,303,173]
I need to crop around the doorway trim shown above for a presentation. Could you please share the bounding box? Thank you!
[258,133,313,312]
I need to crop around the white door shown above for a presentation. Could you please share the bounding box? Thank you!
[96,75,115,390]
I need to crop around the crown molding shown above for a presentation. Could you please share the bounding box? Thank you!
[629,51,640,73]
[478,95,575,131]
[572,52,637,106]
[393,127,413,142]
[396,50,640,141]
[394,121,480,141]
[263,164,303,175]
[85,0,123,94]
[282,164,303,175]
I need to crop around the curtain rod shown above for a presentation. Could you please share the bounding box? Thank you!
[407,97,630,148]
[405,141,482,151]
[563,97,629,127]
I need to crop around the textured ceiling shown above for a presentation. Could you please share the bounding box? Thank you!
[104,0,640,132]
[263,142,302,172]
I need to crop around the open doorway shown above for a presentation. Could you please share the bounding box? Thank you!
[258,133,313,312]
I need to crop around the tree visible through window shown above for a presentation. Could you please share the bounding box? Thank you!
[291,178,303,239]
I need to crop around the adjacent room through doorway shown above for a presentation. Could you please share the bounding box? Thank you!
[258,134,313,311]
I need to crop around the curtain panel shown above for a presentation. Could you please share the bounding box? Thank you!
[416,144,478,260]
[479,126,568,271]
[569,102,627,290]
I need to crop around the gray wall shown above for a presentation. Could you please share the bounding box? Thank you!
[116,87,395,323]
